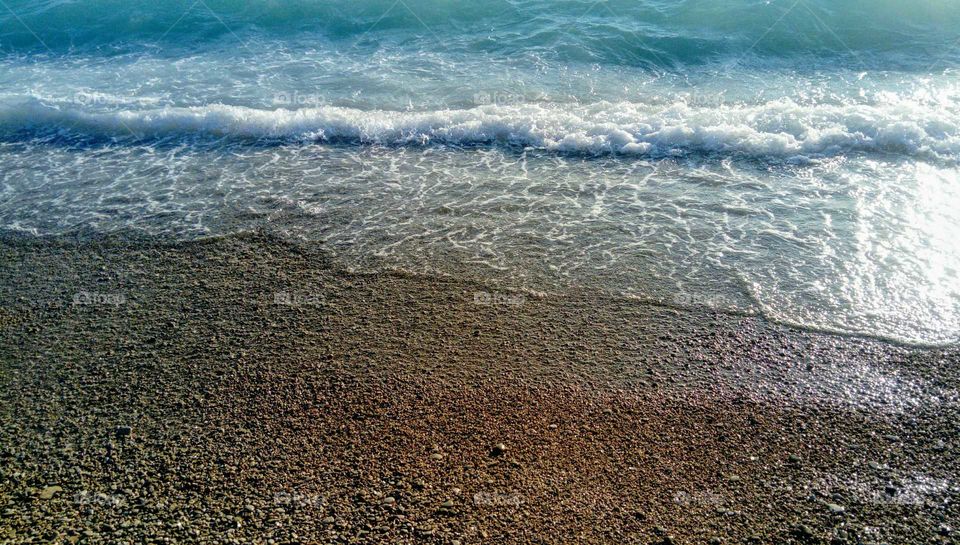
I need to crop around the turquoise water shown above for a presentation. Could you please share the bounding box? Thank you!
[1,0,959,344]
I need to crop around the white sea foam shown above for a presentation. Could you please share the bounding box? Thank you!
[5,99,959,160]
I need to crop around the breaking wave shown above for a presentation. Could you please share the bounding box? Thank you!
[4,99,959,160]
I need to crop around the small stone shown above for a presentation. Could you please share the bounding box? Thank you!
[548,424,558,430]
[429,453,443,461]
[322,516,335,524]
[38,486,63,500]
[938,525,952,536]
[709,538,722,545]
[727,474,741,482]
[794,524,814,539]
[490,443,507,457]
[382,497,396,505]
[827,503,845,514]
[437,499,459,517]
[788,454,802,464]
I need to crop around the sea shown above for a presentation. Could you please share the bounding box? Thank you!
[1,0,959,345]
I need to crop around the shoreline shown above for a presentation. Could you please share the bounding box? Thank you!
[1,232,957,544]
[2,228,951,351]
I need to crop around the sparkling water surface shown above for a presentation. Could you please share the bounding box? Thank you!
[1,0,959,344]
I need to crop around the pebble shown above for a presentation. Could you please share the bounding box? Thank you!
[322,517,335,524]
[382,497,395,505]
[429,453,443,461]
[38,486,63,500]
[788,454,802,464]
[827,503,845,514]
[490,443,507,457]
[794,524,814,539]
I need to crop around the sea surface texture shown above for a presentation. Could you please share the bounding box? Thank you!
[1,0,959,344]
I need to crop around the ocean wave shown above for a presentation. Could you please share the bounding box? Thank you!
[2,0,958,68]
[4,99,958,160]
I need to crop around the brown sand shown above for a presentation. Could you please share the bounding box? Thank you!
[0,233,957,544]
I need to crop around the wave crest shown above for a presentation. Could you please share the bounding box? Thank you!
[4,99,959,160]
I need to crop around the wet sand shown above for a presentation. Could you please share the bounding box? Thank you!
[0,232,957,544]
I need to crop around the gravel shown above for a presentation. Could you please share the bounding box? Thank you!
[0,232,957,544]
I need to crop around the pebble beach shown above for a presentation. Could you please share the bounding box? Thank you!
[1,233,957,544]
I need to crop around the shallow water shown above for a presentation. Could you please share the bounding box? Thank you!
[1,0,959,344]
